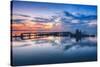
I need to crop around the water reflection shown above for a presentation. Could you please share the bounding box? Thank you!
[13,36,97,49]
[12,36,97,66]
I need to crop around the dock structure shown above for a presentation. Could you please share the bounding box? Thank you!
[12,29,96,41]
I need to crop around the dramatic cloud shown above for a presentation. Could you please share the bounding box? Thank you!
[12,19,27,23]
[62,11,97,25]
[32,17,53,23]
[11,11,97,34]
[64,11,97,20]
[13,14,31,18]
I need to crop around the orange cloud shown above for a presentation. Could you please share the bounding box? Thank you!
[12,22,54,31]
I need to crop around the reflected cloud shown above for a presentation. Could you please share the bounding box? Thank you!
[12,36,97,53]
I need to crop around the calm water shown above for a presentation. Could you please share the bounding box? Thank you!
[11,36,97,66]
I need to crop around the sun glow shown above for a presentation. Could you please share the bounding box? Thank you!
[44,23,53,29]
[24,21,37,27]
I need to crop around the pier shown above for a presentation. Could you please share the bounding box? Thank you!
[12,29,96,42]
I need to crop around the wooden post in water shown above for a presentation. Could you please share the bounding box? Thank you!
[28,33,31,39]
[20,33,24,40]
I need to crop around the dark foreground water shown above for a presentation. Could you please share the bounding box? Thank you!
[11,36,97,66]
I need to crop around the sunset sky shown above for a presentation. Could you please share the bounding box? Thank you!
[11,1,97,35]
